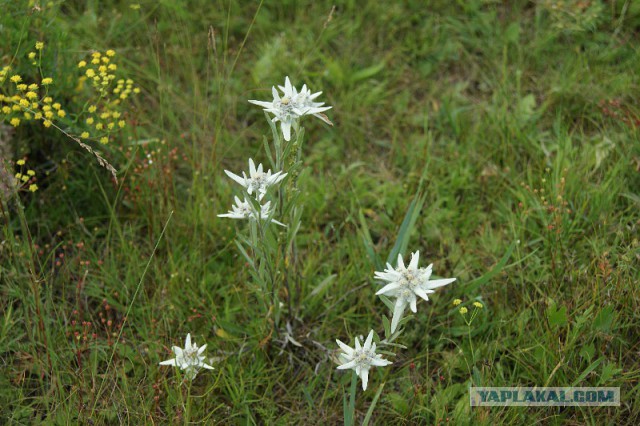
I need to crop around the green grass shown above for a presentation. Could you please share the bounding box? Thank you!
[1,0,640,424]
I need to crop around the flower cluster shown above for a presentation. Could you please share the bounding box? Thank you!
[218,196,285,226]
[219,158,287,226]
[249,76,332,141]
[76,50,140,144]
[0,43,138,146]
[453,299,484,326]
[0,158,39,197]
[224,158,286,200]
[159,333,214,380]
[0,42,65,130]
[336,330,392,391]
[13,159,39,193]
[375,251,456,333]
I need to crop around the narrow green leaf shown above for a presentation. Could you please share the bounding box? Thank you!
[358,209,382,270]
[387,191,426,265]
[571,357,603,386]
[309,274,337,297]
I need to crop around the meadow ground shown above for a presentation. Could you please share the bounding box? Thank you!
[1,0,639,424]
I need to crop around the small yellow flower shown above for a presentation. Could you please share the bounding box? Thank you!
[2,106,11,114]
[91,58,100,65]
[42,105,51,111]
[23,112,32,119]
[473,302,483,309]
[17,84,27,91]
[95,122,103,130]
[133,87,141,94]
[52,103,61,110]
[26,91,38,99]
[29,184,38,192]
[31,103,39,109]
[107,122,115,130]
[108,64,117,71]
[80,131,90,138]
[28,83,38,90]
[86,117,94,125]
[57,110,66,118]
[453,299,462,306]
[34,112,42,120]
[43,119,52,127]
[112,111,121,119]
[106,49,116,57]
[21,175,29,182]
[92,52,101,58]
[99,136,108,144]
[78,60,87,68]
[118,120,125,128]
[10,118,20,127]
[43,97,52,104]
[101,56,110,64]
[44,111,54,119]
[86,69,96,78]
[35,41,44,50]
[15,173,22,179]
[41,77,53,85]
[98,65,107,73]
[27,170,36,176]
[10,75,22,83]
[28,52,36,59]
[459,307,468,315]
[16,160,26,166]
[88,105,97,113]
[19,99,30,108]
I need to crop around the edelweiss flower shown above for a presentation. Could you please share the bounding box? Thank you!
[249,76,332,141]
[159,333,214,380]
[217,196,285,226]
[224,158,287,199]
[336,330,392,391]
[295,83,333,126]
[375,251,456,333]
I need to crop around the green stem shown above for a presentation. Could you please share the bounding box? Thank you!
[184,380,192,425]
[345,371,358,426]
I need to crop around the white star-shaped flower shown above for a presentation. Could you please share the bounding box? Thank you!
[224,158,287,199]
[249,76,332,141]
[336,330,392,391]
[375,251,456,333]
[159,333,214,380]
[217,196,285,226]
[295,83,333,126]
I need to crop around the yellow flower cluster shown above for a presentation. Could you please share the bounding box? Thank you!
[453,299,484,315]
[0,42,64,130]
[76,49,140,144]
[1,44,139,146]
[14,159,38,193]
